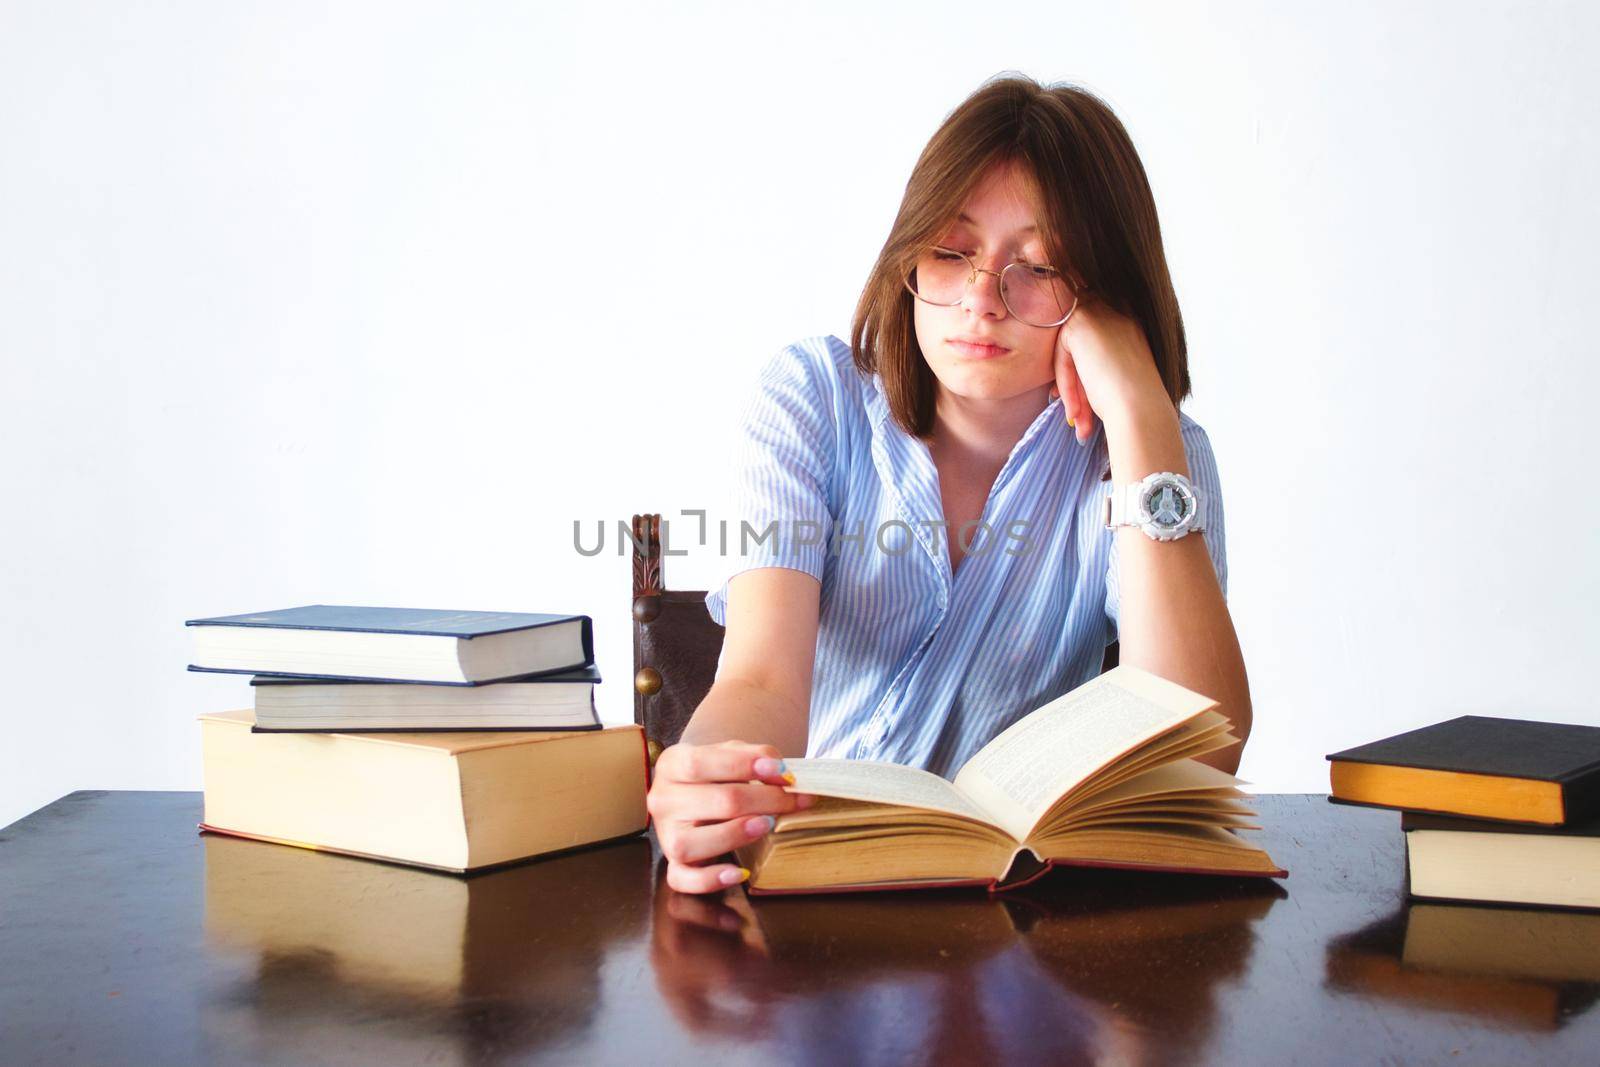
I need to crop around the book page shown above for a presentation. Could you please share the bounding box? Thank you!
[782,758,998,828]
[1067,758,1244,815]
[951,666,1216,842]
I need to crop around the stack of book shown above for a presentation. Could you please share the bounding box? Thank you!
[1326,715,1600,909]
[185,604,649,873]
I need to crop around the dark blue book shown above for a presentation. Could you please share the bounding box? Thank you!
[186,605,594,685]
[246,664,604,733]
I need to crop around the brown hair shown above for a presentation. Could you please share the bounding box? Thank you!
[850,73,1190,440]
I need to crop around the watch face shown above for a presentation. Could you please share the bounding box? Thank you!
[1141,479,1193,530]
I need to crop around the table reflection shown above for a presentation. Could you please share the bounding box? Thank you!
[648,858,1285,1065]
[1324,901,1600,1030]
[201,832,653,1064]
[1016,869,1285,1050]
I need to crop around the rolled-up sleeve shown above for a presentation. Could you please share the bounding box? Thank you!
[1103,414,1228,640]
[704,341,842,626]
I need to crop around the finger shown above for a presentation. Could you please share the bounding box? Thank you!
[690,782,812,822]
[666,859,750,895]
[1059,351,1095,442]
[1075,380,1095,441]
[654,779,812,825]
[720,740,781,758]
[1052,331,1073,407]
[660,744,780,785]
[710,741,794,786]
[748,756,795,785]
[1059,353,1083,429]
[671,813,779,865]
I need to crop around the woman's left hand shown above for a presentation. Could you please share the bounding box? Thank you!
[1048,298,1170,444]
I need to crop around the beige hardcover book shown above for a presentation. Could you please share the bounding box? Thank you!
[736,665,1286,894]
[199,709,649,872]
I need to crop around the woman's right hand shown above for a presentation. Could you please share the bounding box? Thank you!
[647,739,816,894]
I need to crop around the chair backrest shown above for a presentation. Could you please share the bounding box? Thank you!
[631,514,725,767]
[630,511,1119,766]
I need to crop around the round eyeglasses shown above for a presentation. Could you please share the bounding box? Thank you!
[903,246,1080,328]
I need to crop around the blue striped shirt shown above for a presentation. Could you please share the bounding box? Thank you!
[705,335,1227,779]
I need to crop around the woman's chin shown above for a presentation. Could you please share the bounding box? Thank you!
[934,370,1046,403]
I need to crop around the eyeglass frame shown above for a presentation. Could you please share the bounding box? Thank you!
[902,245,1083,328]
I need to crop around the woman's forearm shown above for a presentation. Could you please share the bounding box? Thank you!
[1103,396,1253,774]
[678,676,810,756]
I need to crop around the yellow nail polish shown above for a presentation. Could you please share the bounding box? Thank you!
[736,867,751,883]
[1067,417,1076,428]
[781,771,797,785]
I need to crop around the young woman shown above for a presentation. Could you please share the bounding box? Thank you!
[647,74,1251,895]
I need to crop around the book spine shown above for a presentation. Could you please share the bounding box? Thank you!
[989,858,1057,894]
[1565,777,1600,824]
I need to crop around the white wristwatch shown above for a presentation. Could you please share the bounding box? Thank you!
[1103,471,1206,542]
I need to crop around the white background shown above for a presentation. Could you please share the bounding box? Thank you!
[3,1,1597,828]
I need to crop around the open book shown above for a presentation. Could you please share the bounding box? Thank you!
[736,665,1287,895]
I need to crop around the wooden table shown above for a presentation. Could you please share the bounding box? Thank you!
[2,791,1597,1065]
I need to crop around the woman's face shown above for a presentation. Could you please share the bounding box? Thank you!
[912,160,1061,407]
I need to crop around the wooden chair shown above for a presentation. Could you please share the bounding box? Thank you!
[630,511,1119,768]
[630,513,728,769]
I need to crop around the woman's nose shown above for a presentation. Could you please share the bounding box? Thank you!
[960,267,1009,318]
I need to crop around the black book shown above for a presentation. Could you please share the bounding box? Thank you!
[186,605,594,685]
[1325,715,1600,826]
